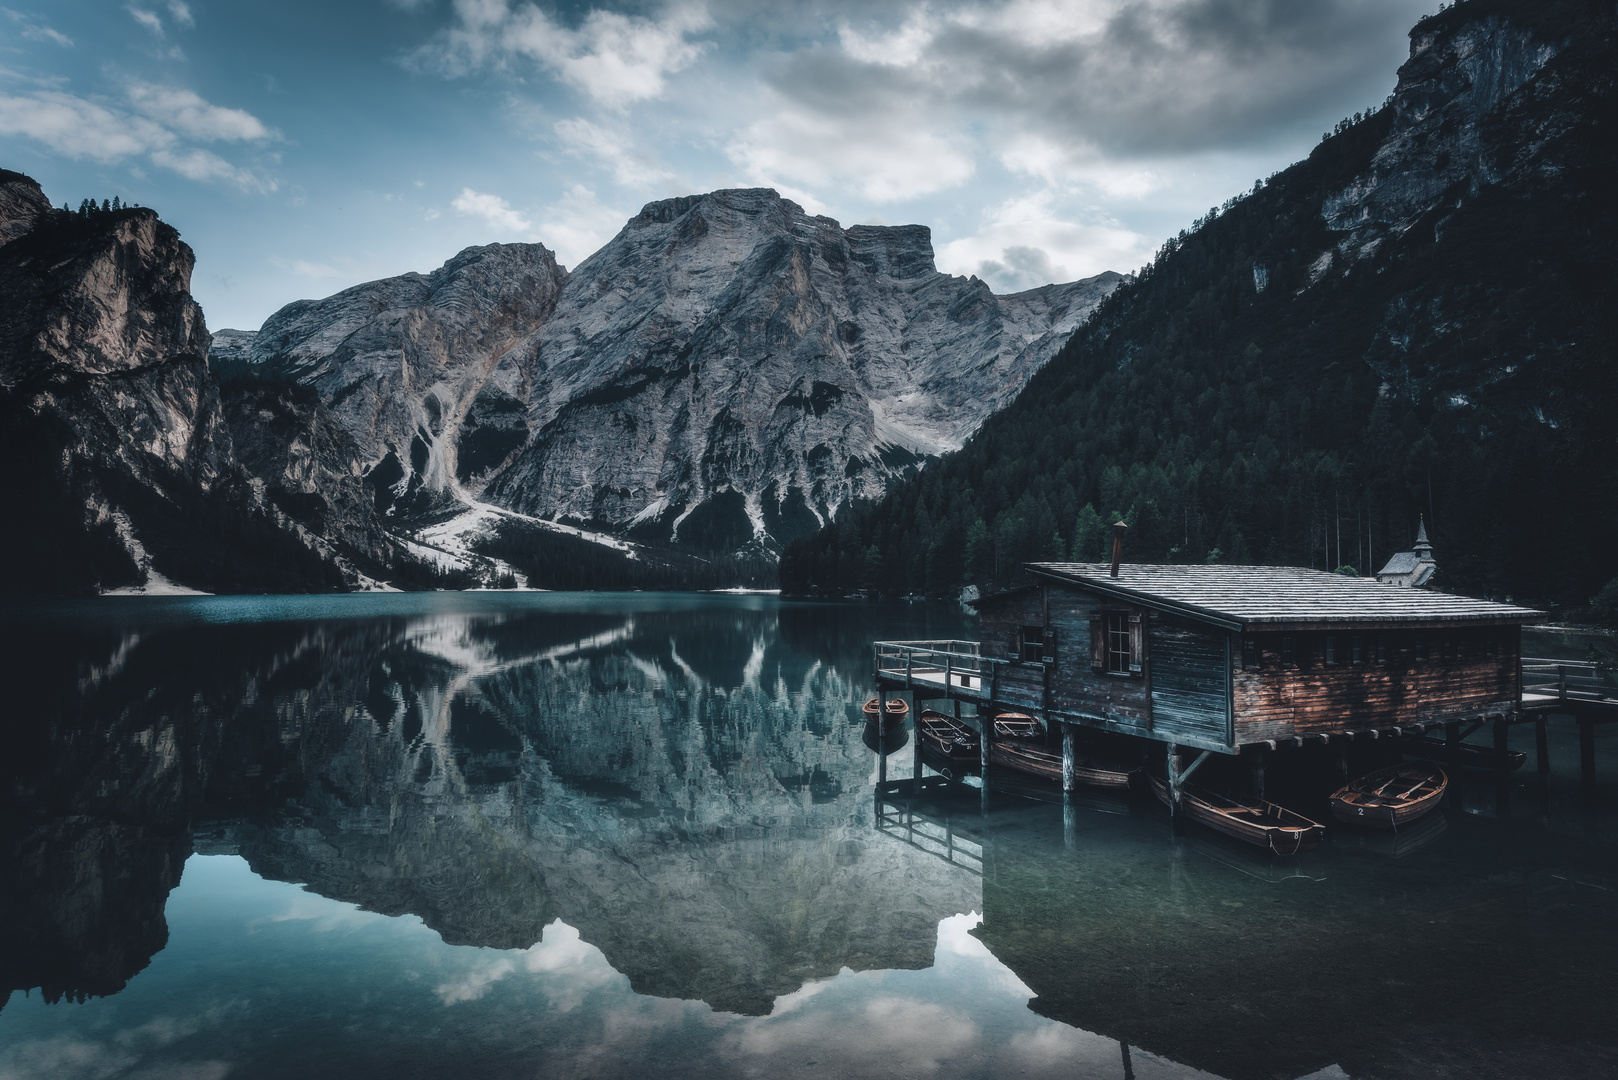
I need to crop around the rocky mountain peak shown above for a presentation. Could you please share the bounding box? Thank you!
[482,188,1118,552]
[0,169,52,247]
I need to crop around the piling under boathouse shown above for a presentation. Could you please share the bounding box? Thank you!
[873,560,1548,820]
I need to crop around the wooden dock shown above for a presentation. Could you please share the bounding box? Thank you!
[873,640,1616,809]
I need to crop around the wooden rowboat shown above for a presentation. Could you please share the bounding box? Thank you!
[917,710,979,760]
[992,712,1043,739]
[1150,774,1325,855]
[987,739,1140,791]
[1412,735,1526,771]
[862,698,909,727]
[1330,761,1447,830]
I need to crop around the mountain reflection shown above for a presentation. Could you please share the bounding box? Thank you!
[1,597,978,1017]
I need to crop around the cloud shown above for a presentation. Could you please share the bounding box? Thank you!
[127,5,164,35]
[419,1,713,108]
[763,0,1424,157]
[452,187,533,234]
[936,191,1152,292]
[727,98,975,203]
[533,184,629,269]
[166,0,194,28]
[0,83,276,190]
[554,117,675,188]
[0,91,167,160]
[4,8,74,46]
[127,83,274,141]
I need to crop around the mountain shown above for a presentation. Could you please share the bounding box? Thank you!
[783,0,1618,609]
[480,190,1119,552]
[233,188,1118,560]
[0,173,351,596]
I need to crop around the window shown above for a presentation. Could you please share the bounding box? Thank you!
[1106,613,1133,673]
[1090,610,1143,675]
[1325,635,1338,665]
[1377,635,1387,664]
[1352,634,1363,664]
[1020,625,1045,663]
[1242,637,1259,670]
[1416,637,1428,662]
[1282,634,1295,668]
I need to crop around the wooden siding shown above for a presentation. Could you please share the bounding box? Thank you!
[1045,588,1153,731]
[1149,617,1231,745]
[1232,626,1521,744]
[978,590,1043,663]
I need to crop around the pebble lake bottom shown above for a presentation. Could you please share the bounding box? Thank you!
[1,592,1613,1080]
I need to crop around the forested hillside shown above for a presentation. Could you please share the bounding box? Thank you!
[782,0,1617,610]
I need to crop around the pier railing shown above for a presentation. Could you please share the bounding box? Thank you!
[1521,657,1617,703]
[874,639,999,688]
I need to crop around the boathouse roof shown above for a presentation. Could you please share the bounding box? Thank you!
[1023,562,1545,632]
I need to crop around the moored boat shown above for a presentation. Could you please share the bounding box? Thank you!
[992,712,1042,739]
[1330,761,1447,830]
[917,710,979,760]
[1149,773,1325,855]
[862,698,909,727]
[987,737,1141,791]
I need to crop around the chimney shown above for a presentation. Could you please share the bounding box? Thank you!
[1110,521,1128,578]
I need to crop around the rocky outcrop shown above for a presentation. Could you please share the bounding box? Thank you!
[0,173,348,595]
[241,243,569,520]
[484,191,1119,550]
[1322,2,1575,248]
[236,191,1117,557]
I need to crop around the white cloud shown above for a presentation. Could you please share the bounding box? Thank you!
[166,0,194,28]
[127,5,164,35]
[534,183,630,269]
[4,8,74,46]
[128,83,274,141]
[0,85,277,190]
[451,187,533,234]
[422,1,713,108]
[152,147,275,191]
[554,117,675,188]
[727,98,975,204]
[936,191,1151,291]
[0,90,168,160]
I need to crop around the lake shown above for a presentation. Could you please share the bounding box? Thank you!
[1,593,1614,1080]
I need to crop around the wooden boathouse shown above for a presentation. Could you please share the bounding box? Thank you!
[874,558,1550,823]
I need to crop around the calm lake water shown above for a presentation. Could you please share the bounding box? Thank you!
[1,593,1614,1080]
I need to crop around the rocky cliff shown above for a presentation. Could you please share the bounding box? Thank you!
[0,172,350,595]
[236,190,1117,557]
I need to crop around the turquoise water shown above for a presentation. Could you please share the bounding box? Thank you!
[1,593,1614,1080]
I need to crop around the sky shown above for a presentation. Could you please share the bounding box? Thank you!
[1,0,1436,331]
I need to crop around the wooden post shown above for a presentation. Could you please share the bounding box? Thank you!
[1251,746,1268,801]
[912,692,923,783]
[1120,1041,1135,1080]
[1062,722,1076,794]
[1580,716,1596,797]
[980,710,991,815]
[1166,741,1185,835]
[1446,720,1462,776]
[1536,715,1551,815]
[1335,736,1349,780]
[1493,715,1511,809]
[878,685,888,785]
